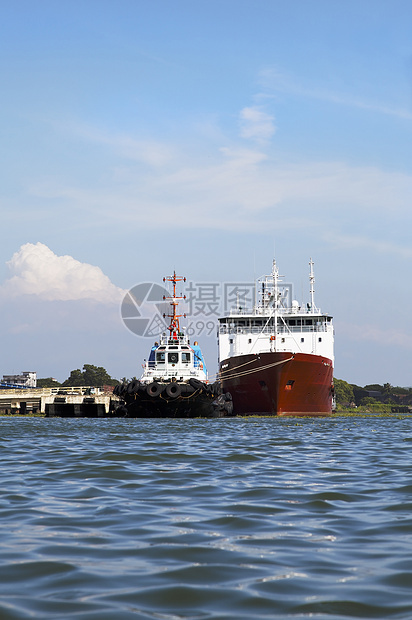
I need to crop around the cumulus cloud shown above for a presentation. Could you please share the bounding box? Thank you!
[239,106,276,142]
[1,242,125,303]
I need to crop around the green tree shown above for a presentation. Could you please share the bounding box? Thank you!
[36,377,61,388]
[82,364,114,386]
[364,384,383,392]
[383,383,392,396]
[352,384,368,406]
[359,396,380,407]
[62,369,84,387]
[62,365,119,387]
[333,378,354,405]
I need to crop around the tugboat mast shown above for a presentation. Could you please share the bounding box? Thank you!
[163,271,186,340]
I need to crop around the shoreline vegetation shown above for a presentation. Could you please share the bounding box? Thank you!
[2,367,411,417]
[333,378,412,414]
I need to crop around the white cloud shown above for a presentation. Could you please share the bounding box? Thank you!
[239,106,276,142]
[259,67,412,120]
[339,322,412,350]
[23,155,412,251]
[324,233,412,259]
[0,242,125,303]
[56,122,175,167]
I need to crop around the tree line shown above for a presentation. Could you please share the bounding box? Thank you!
[334,378,412,408]
[37,364,120,388]
[37,367,411,407]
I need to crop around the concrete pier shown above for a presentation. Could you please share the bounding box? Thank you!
[0,386,119,416]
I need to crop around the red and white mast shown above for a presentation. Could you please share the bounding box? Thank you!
[163,271,186,340]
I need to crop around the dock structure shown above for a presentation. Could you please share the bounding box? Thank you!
[0,386,119,417]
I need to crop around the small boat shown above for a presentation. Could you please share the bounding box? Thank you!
[113,272,232,418]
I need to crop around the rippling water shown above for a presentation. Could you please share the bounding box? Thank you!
[1,416,412,619]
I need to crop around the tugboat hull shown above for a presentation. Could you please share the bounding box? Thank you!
[113,379,232,418]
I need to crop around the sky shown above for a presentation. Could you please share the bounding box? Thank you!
[0,0,411,387]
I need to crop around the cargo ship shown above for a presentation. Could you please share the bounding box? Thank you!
[218,259,334,416]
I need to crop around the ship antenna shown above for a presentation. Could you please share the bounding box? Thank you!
[273,259,279,349]
[163,271,186,340]
[309,258,316,313]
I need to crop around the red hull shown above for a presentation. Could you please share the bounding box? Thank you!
[220,352,334,416]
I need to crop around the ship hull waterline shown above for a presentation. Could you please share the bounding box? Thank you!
[220,351,334,417]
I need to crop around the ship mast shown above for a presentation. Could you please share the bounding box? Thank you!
[272,259,279,350]
[163,271,186,340]
[309,258,316,313]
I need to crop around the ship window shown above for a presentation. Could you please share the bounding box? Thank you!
[156,352,165,364]
[168,346,178,350]
[182,352,191,363]
[229,338,233,344]
[281,337,285,343]
[248,339,252,344]
[301,337,304,342]
[289,319,296,326]
[168,352,178,364]
[305,319,312,325]
[318,337,322,342]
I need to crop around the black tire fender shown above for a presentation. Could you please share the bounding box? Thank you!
[189,378,203,391]
[165,383,182,398]
[146,382,163,397]
[128,380,139,394]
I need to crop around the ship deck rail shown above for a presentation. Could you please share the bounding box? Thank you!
[218,324,329,335]
[223,307,330,318]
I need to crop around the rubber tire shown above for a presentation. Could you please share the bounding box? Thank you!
[165,383,182,398]
[128,380,139,394]
[120,384,128,396]
[146,382,163,397]
[189,378,204,391]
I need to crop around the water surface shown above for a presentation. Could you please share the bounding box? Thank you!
[0,416,411,619]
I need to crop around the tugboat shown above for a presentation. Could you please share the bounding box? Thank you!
[113,272,232,418]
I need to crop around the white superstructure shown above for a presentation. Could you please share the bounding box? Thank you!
[218,259,334,364]
[140,336,207,384]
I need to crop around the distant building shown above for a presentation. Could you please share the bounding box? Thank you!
[365,390,382,401]
[1,371,37,388]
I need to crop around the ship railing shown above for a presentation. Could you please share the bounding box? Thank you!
[218,324,328,335]
[143,366,205,380]
[225,307,323,317]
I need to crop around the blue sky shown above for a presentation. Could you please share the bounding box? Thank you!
[0,0,411,386]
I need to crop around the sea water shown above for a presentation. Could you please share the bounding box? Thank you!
[0,416,412,619]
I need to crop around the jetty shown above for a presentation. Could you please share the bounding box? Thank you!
[0,386,119,417]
